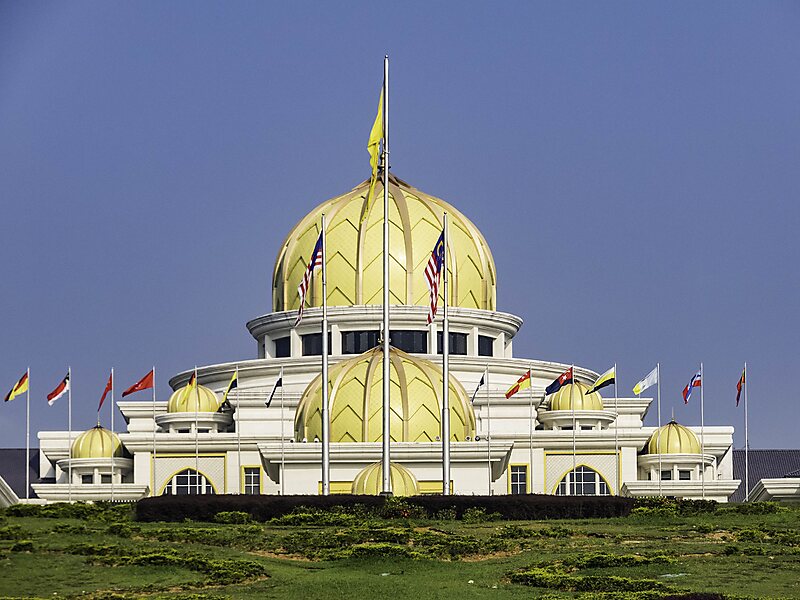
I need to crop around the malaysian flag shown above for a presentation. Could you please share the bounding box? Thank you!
[682,370,702,404]
[424,229,445,324]
[295,232,324,326]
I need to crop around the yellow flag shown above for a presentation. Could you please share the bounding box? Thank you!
[361,88,384,223]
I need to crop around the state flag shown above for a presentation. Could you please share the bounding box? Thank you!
[546,367,574,396]
[4,371,28,403]
[122,369,154,398]
[98,372,113,412]
[505,370,531,399]
[47,373,70,406]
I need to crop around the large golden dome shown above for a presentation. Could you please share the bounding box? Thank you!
[548,381,604,411]
[71,426,123,459]
[273,174,496,312]
[646,420,701,455]
[352,462,419,496]
[294,346,476,443]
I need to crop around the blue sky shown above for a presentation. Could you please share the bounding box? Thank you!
[1,2,798,448]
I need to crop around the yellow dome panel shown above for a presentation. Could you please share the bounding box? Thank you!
[548,381,604,411]
[71,426,123,459]
[273,174,497,312]
[647,421,702,454]
[167,383,221,414]
[295,346,476,443]
[352,462,419,496]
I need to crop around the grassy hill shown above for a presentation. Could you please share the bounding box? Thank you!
[1,500,798,599]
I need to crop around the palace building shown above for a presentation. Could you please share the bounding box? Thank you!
[27,174,741,502]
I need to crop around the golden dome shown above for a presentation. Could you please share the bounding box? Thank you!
[295,346,476,443]
[548,381,604,411]
[273,174,496,312]
[167,383,221,414]
[71,426,123,459]
[352,462,419,496]
[646,421,701,454]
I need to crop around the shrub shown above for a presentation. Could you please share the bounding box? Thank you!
[105,522,141,537]
[433,507,457,520]
[462,506,501,523]
[632,497,717,517]
[0,525,24,540]
[10,540,34,552]
[213,511,253,524]
[721,502,784,515]
[510,567,668,593]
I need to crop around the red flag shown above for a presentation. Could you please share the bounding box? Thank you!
[122,369,154,397]
[98,372,113,412]
[736,366,746,407]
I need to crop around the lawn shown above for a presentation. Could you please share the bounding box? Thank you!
[1,501,798,599]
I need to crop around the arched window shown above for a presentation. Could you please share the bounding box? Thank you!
[556,466,609,496]
[162,469,215,495]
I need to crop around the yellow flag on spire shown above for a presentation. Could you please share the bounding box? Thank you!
[361,88,384,223]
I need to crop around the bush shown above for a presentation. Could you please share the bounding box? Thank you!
[10,540,34,552]
[631,497,717,517]
[0,525,24,540]
[213,511,253,524]
[136,494,634,523]
[462,506,501,523]
[720,502,784,515]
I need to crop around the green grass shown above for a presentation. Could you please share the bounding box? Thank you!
[1,503,799,599]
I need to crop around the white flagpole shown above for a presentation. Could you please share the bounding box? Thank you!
[528,365,533,493]
[381,55,391,495]
[111,368,115,503]
[571,365,576,494]
[280,365,285,496]
[68,366,72,503]
[614,363,619,496]
[236,364,241,494]
[321,214,330,496]
[442,213,451,495]
[194,366,199,494]
[25,367,30,501]
[700,362,705,499]
[152,366,157,497]
[486,365,491,495]
[744,362,749,501]
[657,362,662,496]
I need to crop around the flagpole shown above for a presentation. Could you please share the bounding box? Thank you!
[25,367,30,501]
[321,213,330,496]
[614,363,619,496]
[381,55,391,495]
[441,213,451,495]
[657,362,662,496]
[111,368,115,503]
[194,366,199,494]
[236,364,241,493]
[700,362,705,500]
[486,365,491,495]
[68,366,72,503]
[528,365,533,493]
[152,365,156,497]
[571,364,576,494]
[744,362,749,501]
[280,365,285,496]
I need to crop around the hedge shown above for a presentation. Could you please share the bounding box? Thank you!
[135,493,634,523]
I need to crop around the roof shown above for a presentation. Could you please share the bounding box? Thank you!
[731,449,800,502]
[0,449,43,499]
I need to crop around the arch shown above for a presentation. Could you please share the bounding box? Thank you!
[553,465,611,496]
[159,468,218,496]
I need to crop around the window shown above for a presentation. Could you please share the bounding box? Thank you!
[177,428,190,434]
[660,470,673,481]
[162,468,215,495]
[510,465,528,495]
[679,470,692,481]
[342,330,379,354]
[478,335,494,357]
[81,474,93,485]
[243,467,261,495]
[100,474,112,484]
[581,425,594,431]
[561,426,573,431]
[301,333,332,356]
[556,466,610,496]
[274,336,290,358]
[391,330,428,353]
[436,332,467,355]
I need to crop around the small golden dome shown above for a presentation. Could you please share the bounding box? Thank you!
[548,381,604,411]
[295,346,476,443]
[352,462,419,496]
[647,420,701,454]
[167,383,221,414]
[71,426,123,459]
[273,174,496,313]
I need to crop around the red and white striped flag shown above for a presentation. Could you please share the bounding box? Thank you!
[295,232,324,327]
[47,372,70,406]
[424,230,445,324]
